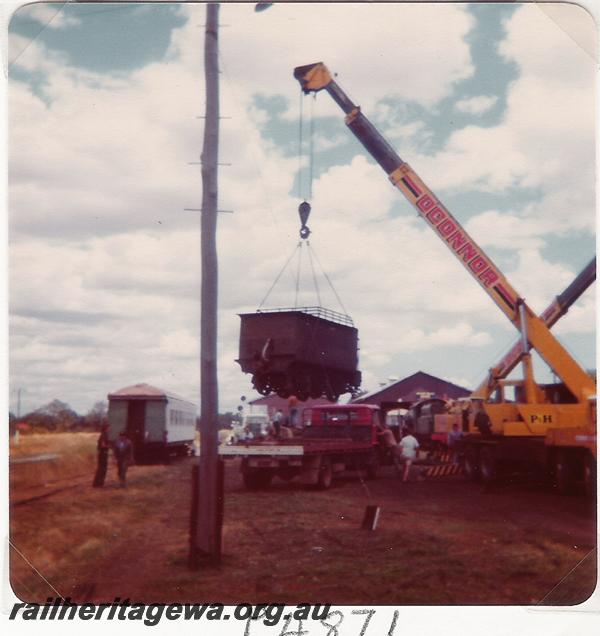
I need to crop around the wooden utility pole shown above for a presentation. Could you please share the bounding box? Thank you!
[189,2,223,567]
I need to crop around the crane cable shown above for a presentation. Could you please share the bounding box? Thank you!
[294,240,303,308]
[259,91,349,317]
[308,244,350,317]
[297,91,316,202]
[257,242,302,310]
[306,241,322,307]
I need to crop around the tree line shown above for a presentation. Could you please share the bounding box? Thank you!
[9,400,237,434]
[9,399,108,434]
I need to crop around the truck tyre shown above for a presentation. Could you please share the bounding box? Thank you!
[463,445,480,482]
[316,457,333,490]
[554,450,573,495]
[583,452,596,498]
[479,447,498,484]
[365,453,379,480]
[243,469,273,491]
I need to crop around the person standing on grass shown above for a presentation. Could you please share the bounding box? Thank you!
[92,424,111,487]
[376,421,403,474]
[113,431,133,488]
[272,409,283,437]
[447,422,463,465]
[399,427,420,483]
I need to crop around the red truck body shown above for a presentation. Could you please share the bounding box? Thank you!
[219,404,385,489]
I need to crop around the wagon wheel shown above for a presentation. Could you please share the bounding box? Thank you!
[252,373,271,396]
[274,372,292,399]
[296,386,310,402]
[323,373,339,403]
[269,372,288,398]
[325,390,339,403]
[294,371,311,402]
[309,385,323,399]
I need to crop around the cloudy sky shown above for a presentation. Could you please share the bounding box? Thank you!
[7,2,596,416]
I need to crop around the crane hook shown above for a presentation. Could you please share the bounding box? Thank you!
[298,200,311,239]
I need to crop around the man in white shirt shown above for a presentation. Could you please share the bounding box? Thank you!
[399,428,420,483]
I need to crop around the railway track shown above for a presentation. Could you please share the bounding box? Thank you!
[10,473,92,507]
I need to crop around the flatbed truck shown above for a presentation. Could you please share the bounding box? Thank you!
[219,404,385,489]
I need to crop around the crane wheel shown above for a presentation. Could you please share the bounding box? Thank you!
[479,447,498,484]
[583,452,596,498]
[554,450,573,495]
[463,445,480,482]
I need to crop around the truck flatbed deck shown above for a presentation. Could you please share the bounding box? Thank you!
[219,437,373,457]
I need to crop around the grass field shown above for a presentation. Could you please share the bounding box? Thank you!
[9,433,597,606]
[10,433,97,493]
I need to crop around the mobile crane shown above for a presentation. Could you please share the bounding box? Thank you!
[293,62,596,494]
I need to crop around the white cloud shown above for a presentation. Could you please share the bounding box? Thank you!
[218,3,475,115]
[13,4,81,29]
[465,210,546,251]
[412,3,595,245]
[7,3,595,413]
[454,94,498,115]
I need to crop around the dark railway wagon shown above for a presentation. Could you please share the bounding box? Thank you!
[238,307,361,402]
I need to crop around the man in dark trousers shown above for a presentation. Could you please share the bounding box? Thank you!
[92,424,111,487]
[113,431,133,488]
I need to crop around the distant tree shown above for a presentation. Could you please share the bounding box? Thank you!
[85,401,108,430]
[35,399,71,416]
[34,399,82,431]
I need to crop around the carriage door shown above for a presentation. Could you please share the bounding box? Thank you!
[127,400,146,457]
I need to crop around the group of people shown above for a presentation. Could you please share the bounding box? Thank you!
[92,425,134,489]
[376,422,420,482]
[270,408,297,438]
[378,416,465,480]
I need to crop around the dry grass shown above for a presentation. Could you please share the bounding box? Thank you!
[10,433,97,493]
[9,438,597,606]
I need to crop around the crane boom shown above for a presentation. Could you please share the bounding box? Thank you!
[472,257,596,399]
[293,62,595,402]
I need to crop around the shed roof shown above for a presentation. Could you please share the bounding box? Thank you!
[353,371,470,406]
[249,394,332,410]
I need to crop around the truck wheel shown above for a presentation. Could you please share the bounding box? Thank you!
[583,452,596,498]
[316,458,333,490]
[365,454,379,480]
[463,445,480,482]
[243,470,273,491]
[554,450,573,495]
[480,447,499,485]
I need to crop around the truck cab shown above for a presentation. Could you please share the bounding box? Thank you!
[302,404,380,445]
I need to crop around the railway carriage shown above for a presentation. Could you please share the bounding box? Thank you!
[107,383,197,462]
